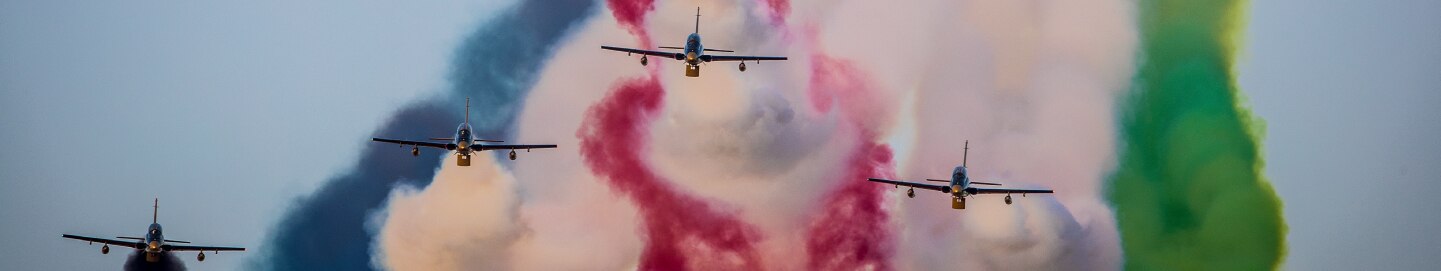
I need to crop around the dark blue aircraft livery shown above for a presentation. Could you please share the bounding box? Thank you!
[371,98,557,166]
[62,199,245,263]
[867,141,1055,209]
[601,8,788,77]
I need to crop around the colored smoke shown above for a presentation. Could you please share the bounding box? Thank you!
[1108,0,1286,270]
[249,0,1289,269]
[802,53,897,271]
[605,0,656,43]
[252,102,455,271]
[253,0,595,269]
[576,76,765,270]
[825,0,1136,270]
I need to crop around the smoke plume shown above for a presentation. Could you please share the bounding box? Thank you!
[801,52,899,271]
[124,251,186,271]
[577,76,766,270]
[253,102,455,271]
[253,0,595,269]
[371,154,525,270]
[1108,0,1287,269]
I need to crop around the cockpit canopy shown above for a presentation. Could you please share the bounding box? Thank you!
[456,124,472,138]
[952,166,968,182]
[686,34,701,50]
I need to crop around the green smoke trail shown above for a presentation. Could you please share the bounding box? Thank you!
[1108,0,1287,270]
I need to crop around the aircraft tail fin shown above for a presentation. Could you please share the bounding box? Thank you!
[694,7,701,34]
[962,140,969,167]
[465,98,470,127]
[152,198,158,224]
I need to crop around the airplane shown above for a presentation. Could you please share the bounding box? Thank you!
[372,98,557,166]
[601,7,788,77]
[61,199,244,263]
[866,141,1055,209]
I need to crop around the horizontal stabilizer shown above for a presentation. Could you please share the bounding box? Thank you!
[925,179,950,183]
[117,236,143,240]
[703,48,734,52]
[659,46,684,50]
[164,239,191,244]
[475,139,505,143]
[970,181,1002,186]
[427,138,454,141]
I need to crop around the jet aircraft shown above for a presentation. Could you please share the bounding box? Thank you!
[867,141,1055,209]
[601,8,788,77]
[372,98,557,166]
[61,199,244,263]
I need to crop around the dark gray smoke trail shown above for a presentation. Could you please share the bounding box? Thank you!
[124,251,186,271]
[253,102,457,271]
[447,0,598,139]
[252,0,596,270]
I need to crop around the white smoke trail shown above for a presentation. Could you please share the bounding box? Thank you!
[370,154,525,271]
[840,0,1135,269]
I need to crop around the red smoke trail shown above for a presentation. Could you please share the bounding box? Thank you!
[760,0,791,26]
[803,54,898,270]
[583,3,764,270]
[577,77,765,270]
[606,0,656,45]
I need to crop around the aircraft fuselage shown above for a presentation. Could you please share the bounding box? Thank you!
[948,166,975,198]
[454,124,474,156]
[684,33,703,66]
[142,223,165,262]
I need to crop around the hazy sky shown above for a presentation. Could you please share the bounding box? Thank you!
[1240,0,1441,269]
[1,0,1437,270]
[0,0,513,269]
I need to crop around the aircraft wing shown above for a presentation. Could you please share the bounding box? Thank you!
[702,55,788,62]
[164,244,245,252]
[473,144,558,151]
[372,138,454,150]
[866,178,952,193]
[62,234,140,248]
[970,187,1054,194]
[601,46,680,58]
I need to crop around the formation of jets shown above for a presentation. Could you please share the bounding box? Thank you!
[602,8,788,77]
[62,199,244,263]
[55,7,1058,268]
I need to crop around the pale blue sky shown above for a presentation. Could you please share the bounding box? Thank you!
[0,0,512,270]
[1,0,1438,270]
[1241,0,1441,269]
